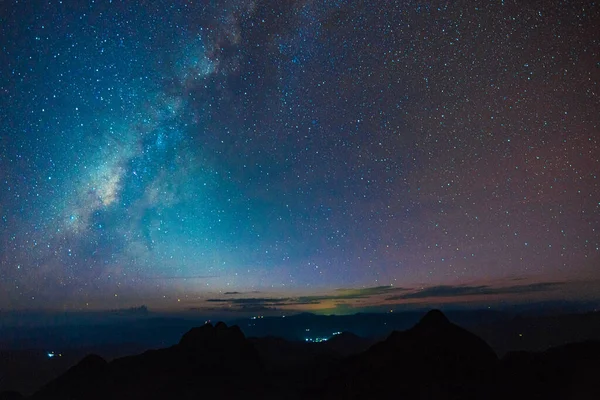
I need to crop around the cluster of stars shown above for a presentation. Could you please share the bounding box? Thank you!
[0,0,598,311]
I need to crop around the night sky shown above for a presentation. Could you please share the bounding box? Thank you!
[1,0,599,313]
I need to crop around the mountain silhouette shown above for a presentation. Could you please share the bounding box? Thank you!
[179,321,248,352]
[322,331,374,356]
[31,355,108,400]
[499,340,600,399]
[0,391,24,400]
[31,322,265,400]
[408,308,498,365]
[417,308,450,325]
[16,310,600,399]
[316,309,498,399]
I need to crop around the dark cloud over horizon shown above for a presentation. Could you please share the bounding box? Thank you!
[386,282,566,301]
[205,285,405,308]
[202,281,571,311]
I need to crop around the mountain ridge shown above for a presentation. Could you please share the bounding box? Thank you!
[2,310,599,400]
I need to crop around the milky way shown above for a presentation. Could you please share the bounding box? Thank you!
[1,0,599,312]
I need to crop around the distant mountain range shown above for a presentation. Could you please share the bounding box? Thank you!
[1,309,599,399]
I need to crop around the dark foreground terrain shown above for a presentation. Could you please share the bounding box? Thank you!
[1,310,599,399]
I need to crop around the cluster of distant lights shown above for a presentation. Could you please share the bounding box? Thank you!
[248,316,346,342]
[47,351,62,358]
[305,331,342,343]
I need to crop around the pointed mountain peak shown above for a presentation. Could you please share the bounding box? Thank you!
[417,309,450,327]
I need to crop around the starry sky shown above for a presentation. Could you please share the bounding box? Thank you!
[1,0,599,313]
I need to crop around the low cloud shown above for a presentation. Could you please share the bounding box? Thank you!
[324,285,407,300]
[206,297,301,306]
[203,285,407,311]
[386,282,565,300]
[200,282,567,313]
